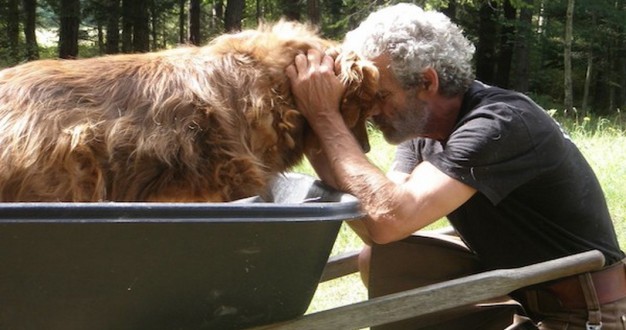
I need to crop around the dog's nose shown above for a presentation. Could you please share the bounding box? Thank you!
[370,103,382,116]
[361,139,371,153]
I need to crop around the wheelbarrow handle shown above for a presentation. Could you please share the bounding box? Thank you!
[253,250,605,330]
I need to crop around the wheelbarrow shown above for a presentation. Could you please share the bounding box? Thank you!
[0,173,605,329]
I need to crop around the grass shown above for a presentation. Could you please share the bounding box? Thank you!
[296,114,626,316]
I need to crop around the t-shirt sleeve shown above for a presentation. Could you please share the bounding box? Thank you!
[428,102,566,205]
[391,139,444,174]
[391,140,419,174]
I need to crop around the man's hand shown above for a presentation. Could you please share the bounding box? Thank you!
[285,48,347,128]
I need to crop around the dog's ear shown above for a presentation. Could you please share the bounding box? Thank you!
[336,51,379,152]
[337,51,379,125]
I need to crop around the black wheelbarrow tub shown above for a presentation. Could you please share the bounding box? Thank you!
[0,173,363,330]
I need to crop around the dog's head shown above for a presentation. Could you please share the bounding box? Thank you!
[209,22,379,162]
[335,49,379,153]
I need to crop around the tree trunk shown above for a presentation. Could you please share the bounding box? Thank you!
[23,0,39,60]
[224,0,245,32]
[611,0,625,113]
[59,0,81,59]
[582,49,593,115]
[97,22,105,54]
[582,11,595,115]
[621,44,626,112]
[511,0,533,93]
[105,0,120,54]
[442,0,456,22]
[121,0,133,52]
[609,48,615,112]
[132,0,150,52]
[7,0,20,63]
[255,0,261,24]
[209,0,223,31]
[307,0,320,26]
[179,0,186,43]
[475,2,498,85]
[214,0,223,21]
[563,0,574,114]
[620,0,626,111]
[495,0,516,88]
[150,1,157,50]
[280,0,300,21]
[189,0,201,45]
[608,36,621,113]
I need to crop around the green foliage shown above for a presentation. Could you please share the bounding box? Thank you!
[2,0,625,116]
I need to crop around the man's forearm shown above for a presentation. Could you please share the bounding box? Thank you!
[305,147,339,190]
[311,115,399,221]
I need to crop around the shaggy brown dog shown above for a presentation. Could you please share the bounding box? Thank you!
[0,21,378,202]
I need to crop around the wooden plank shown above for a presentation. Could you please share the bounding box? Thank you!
[318,229,461,283]
[252,250,605,330]
[319,250,360,282]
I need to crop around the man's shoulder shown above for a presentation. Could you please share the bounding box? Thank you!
[462,81,542,114]
[457,81,557,138]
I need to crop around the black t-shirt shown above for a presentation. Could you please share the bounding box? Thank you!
[393,81,624,269]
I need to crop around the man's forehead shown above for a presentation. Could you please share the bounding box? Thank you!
[372,54,399,89]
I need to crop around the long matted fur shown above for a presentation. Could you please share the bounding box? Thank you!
[0,21,378,202]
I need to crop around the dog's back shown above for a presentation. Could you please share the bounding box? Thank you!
[0,21,376,202]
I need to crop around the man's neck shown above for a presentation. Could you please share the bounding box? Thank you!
[424,94,463,141]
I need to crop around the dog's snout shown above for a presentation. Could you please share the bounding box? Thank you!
[362,139,371,153]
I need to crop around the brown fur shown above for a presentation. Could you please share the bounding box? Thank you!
[0,21,378,202]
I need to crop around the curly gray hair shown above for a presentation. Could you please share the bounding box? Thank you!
[342,3,475,97]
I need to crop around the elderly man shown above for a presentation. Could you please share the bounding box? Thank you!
[286,3,626,330]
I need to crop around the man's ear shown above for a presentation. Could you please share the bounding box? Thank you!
[417,67,439,100]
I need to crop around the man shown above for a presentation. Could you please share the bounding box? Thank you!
[286,3,626,330]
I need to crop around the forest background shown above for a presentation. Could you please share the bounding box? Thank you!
[0,0,625,116]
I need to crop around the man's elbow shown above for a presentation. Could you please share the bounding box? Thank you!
[366,217,408,245]
[369,233,398,245]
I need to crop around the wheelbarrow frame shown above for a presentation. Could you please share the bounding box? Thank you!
[254,248,605,329]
